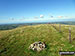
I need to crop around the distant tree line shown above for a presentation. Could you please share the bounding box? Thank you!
[0,24,19,30]
[51,21,75,25]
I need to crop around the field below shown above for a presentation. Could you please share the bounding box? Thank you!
[0,24,75,56]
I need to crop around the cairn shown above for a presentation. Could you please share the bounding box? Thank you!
[29,41,46,52]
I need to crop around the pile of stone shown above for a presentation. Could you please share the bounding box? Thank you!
[29,41,46,52]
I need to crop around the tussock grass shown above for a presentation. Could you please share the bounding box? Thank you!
[0,24,75,56]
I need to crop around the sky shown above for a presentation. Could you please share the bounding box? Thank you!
[0,0,75,24]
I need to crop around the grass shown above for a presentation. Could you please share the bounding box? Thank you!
[0,24,75,56]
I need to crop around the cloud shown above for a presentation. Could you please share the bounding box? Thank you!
[64,16,68,18]
[22,16,26,19]
[58,16,63,18]
[34,16,38,19]
[40,15,44,18]
[58,16,69,19]
[9,18,14,20]
[51,16,53,18]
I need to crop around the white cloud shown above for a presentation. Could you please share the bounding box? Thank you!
[58,16,63,18]
[9,17,14,20]
[40,15,44,18]
[51,16,53,18]
[34,16,38,19]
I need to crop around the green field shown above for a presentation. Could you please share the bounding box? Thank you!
[0,24,75,56]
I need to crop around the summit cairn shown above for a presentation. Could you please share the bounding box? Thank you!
[29,41,46,52]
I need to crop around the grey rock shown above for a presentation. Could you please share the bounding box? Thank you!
[29,41,46,52]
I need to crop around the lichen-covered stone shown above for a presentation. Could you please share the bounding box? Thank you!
[29,41,46,52]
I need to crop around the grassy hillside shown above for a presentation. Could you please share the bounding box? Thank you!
[0,24,75,56]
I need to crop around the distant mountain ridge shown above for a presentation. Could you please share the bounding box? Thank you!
[0,20,75,30]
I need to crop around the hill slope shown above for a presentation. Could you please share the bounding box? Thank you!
[0,24,75,56]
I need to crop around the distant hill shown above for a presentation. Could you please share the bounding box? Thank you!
[51,21,75,25]
[0,23,46,30]
[0,21,75,30]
